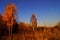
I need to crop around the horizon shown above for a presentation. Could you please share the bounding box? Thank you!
[0,0,60,27]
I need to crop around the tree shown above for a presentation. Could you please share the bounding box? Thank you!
[55,22,60,31]
[0,13,8,37]
[0,14,3,27]
[30,13,37,30]
[2,2,17,40]
[3,2,17,28]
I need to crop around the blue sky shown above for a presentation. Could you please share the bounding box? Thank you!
[0,0,60,26]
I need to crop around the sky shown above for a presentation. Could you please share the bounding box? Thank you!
[0,0,60,27]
